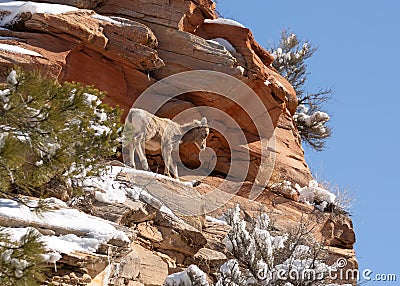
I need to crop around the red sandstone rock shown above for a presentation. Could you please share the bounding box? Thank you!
[0,2,311,187]
[196,177,356,250]
[0,9,162,118]
[195,22,298,115]
[0,0,357,280]
[24,11,164,70]
[95,0,217,32]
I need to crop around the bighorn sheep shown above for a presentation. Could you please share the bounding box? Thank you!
[125,108,209,179]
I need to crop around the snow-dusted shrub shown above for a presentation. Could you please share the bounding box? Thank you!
[216,205,333,286]
[294,104,332,151]
[215,259,248,286]
[268,179,298,199]
[313,181,353,215]
[298,180,337,212]
[268,173,350,215]
[269,30,332,151]
[297,180,353,215]
[330,186,353,215]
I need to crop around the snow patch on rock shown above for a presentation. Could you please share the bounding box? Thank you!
[164,265,209,286]
[0,43,42,57]
[0,198,129,243]
[207,37,236,53]
[204,18,245,28]
[0,1,78,26]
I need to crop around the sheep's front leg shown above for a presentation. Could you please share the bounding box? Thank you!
[129,141,136,169]
[137,137,149,171]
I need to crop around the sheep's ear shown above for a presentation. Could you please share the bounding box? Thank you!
[201,117,207,126]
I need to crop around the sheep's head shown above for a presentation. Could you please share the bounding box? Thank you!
[183,117,209,150]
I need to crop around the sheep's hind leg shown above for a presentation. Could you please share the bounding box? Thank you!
[163,145,172,177]
[171,160,179,180]
[171,144,179,180]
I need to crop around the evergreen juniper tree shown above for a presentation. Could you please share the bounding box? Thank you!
[0,228,46,285]
[0,69,121,199]
[0,69,122,284]
[269,30,332,151]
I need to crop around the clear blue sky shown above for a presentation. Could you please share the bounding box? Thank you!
[217,0,400,283]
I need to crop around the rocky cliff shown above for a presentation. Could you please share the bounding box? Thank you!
[0,0,357,285]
